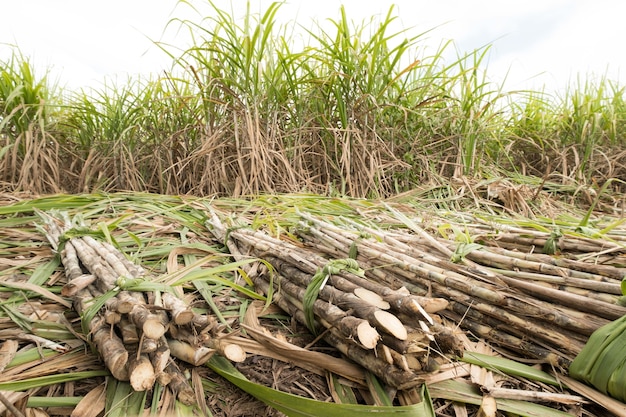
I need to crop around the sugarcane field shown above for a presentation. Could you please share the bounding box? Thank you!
[3,1,626,417]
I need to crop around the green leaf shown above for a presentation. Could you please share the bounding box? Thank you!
[105,377,148,417]
[450,243,482,263]
[80,289,120,335]
[461,352,559,386]
[26,397,82,408]
[329,373,358,404]
[366,372,394,406]
[0,370,109,391]
[302,268,329,334]
[543,228,562,255]
[7,348,57,368]
[208,355,435,416]
[303,258,364,334]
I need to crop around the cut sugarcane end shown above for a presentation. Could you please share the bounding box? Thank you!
[354,287,391,310]
[374,310,408,341]
[356,321,380,349]
[129,354,156,392]
[221,343,247,363]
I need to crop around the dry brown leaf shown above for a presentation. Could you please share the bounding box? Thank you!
[477,394,497,417]
[242,300,366,385]
[0,340,19,372]
[558,374,626,417]
[487,387,584,405]
[70,384,105,417]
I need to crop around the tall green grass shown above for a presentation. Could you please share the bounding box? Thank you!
[0,49,62,192]
[1,0,625,198]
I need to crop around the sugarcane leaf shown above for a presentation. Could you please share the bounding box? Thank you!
[97,220,119,247]
[7,347,57,368]
[429,379,572,417]
[184,272,266,301]
[570,314,626,389]
[366,372,394,406]
[208,355,435,416]
[194,280,231,329]
[450,242,482,263]
[303,258,365,334]
[461,352,559,386]
[26,396,82,408]
[587,321,626,395]
[329,373,359,404]
[0,279,71,308]
[105,377,147,417]
[59,227,106,243]
[578,178,625,228]
[543,228,562,255]
[80,288,120,335]
[0,304,33,332]
[0,370,109,391]
[348,241,358,259]
[28,257,61,286]
[302,269,328,334]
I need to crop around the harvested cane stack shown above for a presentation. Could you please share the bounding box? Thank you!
[206,209,464,390]
[294,212,626,366]
[207,207,626,391]
[37,211,246,403]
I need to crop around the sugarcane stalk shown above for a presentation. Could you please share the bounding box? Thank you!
[324,330,422,390]
[81,235,135,278]
[67,237,119,291]
[168,339,215,366]
[266,269,383,349]
[61,273,96,297]
[118,317,140,344]
[206,214,384,350]
[492,272,626,321]
[208,338,247,363]
[165,362,196,406]
[441,308,569,366]
[464,244,624,284]
[90,315,130,381]
[262,253,407,340]
[311,224,609,337]
[128,350,156,392]
[491,268,621,301]
[162,292,195,325]
[240,251,449,371]
[236,227,446,321]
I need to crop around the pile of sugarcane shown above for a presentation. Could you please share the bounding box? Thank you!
[207,209,464,389]
[37,211,246,403]
[206,207,626,389]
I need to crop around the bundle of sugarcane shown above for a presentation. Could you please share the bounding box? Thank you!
[36,211,246,402]
[207,205,626,380]
[206,209,463,390]
[292,211,626,367]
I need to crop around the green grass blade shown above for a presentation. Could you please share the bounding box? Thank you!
[26,397,82,407]
[460,352,559,386]
[105,377,148,417]
[0,370,109,391]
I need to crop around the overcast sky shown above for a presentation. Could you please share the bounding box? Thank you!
[1,0,624,95]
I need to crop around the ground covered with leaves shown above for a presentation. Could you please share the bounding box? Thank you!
[1,186,626,417]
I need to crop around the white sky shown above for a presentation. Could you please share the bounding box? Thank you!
[1,0,624,95]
